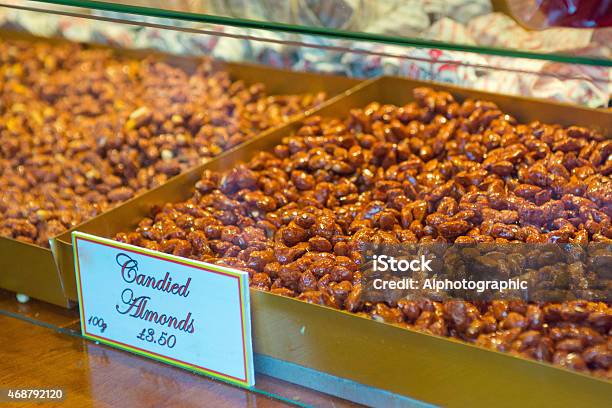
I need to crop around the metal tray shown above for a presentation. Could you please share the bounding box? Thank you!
[0,30,361,307]
[55,76,612,406]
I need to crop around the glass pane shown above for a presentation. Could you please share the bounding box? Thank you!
[2,1,608,109]
[18,0,612,66]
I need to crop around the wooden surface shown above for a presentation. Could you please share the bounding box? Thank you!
[0,290,361,407]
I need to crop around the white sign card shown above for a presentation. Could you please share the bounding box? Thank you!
[72,231,255,387]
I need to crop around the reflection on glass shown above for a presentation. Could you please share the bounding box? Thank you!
[18,0,612,66]
[0,2,609,109]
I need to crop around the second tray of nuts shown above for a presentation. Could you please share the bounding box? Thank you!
[0,36,337,248]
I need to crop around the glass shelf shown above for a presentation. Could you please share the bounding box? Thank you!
[22,0,612,67]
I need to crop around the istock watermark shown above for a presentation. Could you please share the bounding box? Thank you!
[372,254,432,272]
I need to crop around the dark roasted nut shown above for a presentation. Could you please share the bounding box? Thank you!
[556,338,585,353]
[398,299,421,322]
[371,303,404,324]
[108,187,134,202]
[345,283,363,313]
[583,344,612,369]
[309,236,332,252]
[279,224,308,247]
[330,265,353,282]
[553,352,587,371]
[329,281,353,307]
[298,270,318,293]
[438,220,471,239]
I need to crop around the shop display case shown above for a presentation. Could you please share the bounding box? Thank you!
[0,1,610,406]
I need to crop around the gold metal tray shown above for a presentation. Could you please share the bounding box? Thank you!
[0,30,360,307]
[55,76,611,406]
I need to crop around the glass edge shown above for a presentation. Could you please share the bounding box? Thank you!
[24,0,612,67]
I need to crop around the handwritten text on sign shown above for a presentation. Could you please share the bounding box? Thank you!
[72,231,254,387]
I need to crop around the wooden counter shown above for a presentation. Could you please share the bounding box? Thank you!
[0,290,361,407]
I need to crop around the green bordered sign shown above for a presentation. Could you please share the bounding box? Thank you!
[72,231,255,387]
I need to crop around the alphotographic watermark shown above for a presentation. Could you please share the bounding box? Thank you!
[373,277,528,293]
[358,243,611,303]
